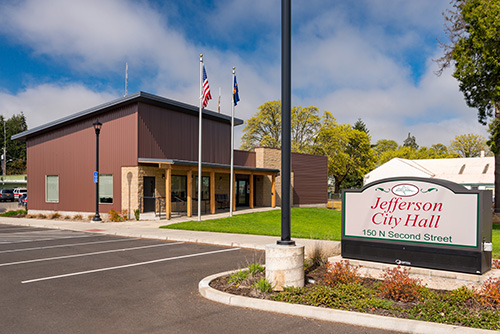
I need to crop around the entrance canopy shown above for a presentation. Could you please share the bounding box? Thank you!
[137,158,279,219]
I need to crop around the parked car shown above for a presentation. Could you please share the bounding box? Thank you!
[18,194,27,209]
[0,189,14,202]
[13,187,27,199]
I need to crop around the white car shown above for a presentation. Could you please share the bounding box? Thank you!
[13,187,27,200]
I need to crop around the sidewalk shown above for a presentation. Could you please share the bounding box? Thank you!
[0,207,341,256]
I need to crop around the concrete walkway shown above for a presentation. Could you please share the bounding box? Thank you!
[0,209,495,333]
[0,207,340,257]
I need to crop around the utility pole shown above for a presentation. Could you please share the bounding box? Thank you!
[3,119,6,176]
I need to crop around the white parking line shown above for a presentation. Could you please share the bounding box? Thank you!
[22,248,239,284]
[0,238,138,254]
[0,234,96,244]
[0,242,184,267]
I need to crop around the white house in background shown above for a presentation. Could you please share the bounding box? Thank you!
[364,156,494,191]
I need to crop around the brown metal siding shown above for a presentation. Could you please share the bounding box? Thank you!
[292,153,328,204]
[234,150,256,167]
[27,104,138,213]
[138,103,231,164]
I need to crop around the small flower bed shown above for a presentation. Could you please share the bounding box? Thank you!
[211,261,500,330]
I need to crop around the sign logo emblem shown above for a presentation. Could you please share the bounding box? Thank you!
[391,184,419,197]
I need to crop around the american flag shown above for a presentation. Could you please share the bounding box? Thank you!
[202,65,212,108]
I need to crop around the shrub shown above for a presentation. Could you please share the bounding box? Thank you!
[134,209,140,221]
[36,214,47,219]
[479,277,500,308]
[253,277,273,293]
[323,260,361,286]
[107,208,126,222]
[305,242,329,271]
[228,270,249,285]
[48,212,61,220]
[0,209,27,217]
[492,259,500,269]
[378,266,422,302]
[247,263,264,276]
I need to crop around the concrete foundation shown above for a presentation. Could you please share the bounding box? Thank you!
[265,243,305,291]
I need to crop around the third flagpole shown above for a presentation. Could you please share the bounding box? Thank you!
[230,67,235,217]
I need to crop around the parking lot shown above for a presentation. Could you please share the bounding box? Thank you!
[0,224,391,334]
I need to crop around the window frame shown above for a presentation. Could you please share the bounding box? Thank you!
[46,175,59,203]
[99,174,113,204]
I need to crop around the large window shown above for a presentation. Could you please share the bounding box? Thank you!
[46,175,59,203]
[171,175,187,201]
[195,176,210,200]
[99,174,113,204]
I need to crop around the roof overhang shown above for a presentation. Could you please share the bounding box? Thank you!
[138,158,279,175]
[12,91,244,141]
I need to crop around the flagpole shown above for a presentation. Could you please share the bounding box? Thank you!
[230,67,235,217]
[198,54,203,221]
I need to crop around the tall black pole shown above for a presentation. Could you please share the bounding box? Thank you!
[93,121,102,222]
[278,0,294,246]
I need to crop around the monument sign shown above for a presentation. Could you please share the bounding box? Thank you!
[342,177,492,274]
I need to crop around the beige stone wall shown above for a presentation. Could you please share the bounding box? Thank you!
[255,147,293,207]
[122,166,169,216]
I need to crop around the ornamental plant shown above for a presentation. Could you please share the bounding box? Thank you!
[323,260,361,286]
[378,266,422,302]
[479,277,500,308]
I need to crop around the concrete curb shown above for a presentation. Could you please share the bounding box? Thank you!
[199,270,497,334]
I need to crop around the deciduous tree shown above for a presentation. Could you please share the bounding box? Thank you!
[438,0,500,210]
[449,133,488,157]
[313,112,375,192]
[240,100,320,153]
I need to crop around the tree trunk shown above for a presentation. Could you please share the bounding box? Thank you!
[495,110,500,212]
[496,149,500,212]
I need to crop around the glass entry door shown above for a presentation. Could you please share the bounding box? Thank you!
[143,176,155,212]
[235,180,249,207]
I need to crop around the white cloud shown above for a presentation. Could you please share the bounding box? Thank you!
[0,0,490,150]
[0,85,115,129]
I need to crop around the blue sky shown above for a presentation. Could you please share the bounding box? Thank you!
[0,0,490,147]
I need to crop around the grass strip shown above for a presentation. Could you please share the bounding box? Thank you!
[162,207,341,241]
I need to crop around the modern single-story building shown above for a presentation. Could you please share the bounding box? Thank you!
[13,92,327,219]
[364,156,494,191]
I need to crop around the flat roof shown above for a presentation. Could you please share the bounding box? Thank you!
[12,91,244,141]
[138,158,279,174]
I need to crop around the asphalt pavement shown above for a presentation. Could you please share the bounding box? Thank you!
[0,209,496,333]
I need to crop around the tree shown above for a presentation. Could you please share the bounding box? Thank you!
[353,118,369,135]
[291,106,321,153]
[449,133,487,157]
[438,0,500,210]
[313,112,375,192]
[240,100,320,152]
[374,139,398,157]
[0,113,27,175]
[241,100,281,150]
[403,133,418,150]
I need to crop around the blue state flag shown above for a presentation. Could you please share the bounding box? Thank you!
[233,75,240,106]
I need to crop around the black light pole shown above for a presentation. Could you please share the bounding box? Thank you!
[93,120,102,222]
[278,0,294,246]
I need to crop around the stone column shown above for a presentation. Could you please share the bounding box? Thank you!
[265,244,304,291]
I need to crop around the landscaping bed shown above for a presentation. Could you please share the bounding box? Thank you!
[210,261,500,331]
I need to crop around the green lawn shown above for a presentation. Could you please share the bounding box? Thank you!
[163,207,500,257]
[162,207,342,240]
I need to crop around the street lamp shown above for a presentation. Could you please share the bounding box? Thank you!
[93,120,102,222]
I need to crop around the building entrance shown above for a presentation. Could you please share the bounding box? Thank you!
[143,176,155,212]
[235,180,249,207]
